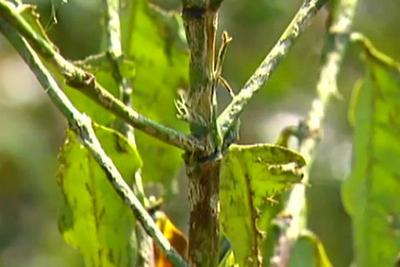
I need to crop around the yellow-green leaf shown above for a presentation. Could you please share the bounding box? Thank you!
[58,125,142,267]
[220,144,305,267]
[343,38,400,267]
[219,250,239,267]
[120,0,189,191]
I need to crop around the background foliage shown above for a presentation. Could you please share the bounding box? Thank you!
[0,0,399,266]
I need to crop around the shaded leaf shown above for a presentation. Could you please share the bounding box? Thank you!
[18,3,54,45]
[17,3,108,123]
[343,38,400,267]
[18,2,108,113]
[45,54,119,127]
[220,144,305,267]
[289,231,332,267]
[120,0,189,190]
[58,125,142,267]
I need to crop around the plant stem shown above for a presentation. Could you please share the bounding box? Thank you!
[0,0,203,152]
[103,0,148,203]
[181,0,222,266]
[102,0,154,266]
[217,0,328,138]
[0,18,187,267]
[102,0,136,173]
[271,0,359,266]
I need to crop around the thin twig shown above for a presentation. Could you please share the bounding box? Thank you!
[218,76,235,98]
[0,18,188,267]
[103,0,133,114]
[215,31,234,97]
[214,31,232,77]
[217,0,328,137]
[102,0,137,180]
[0,0,204,152]
[102,1,154,266]
[271,1,359,266]
[73,52,110,70]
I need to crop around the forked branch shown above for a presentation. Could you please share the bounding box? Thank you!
[0,19,188,267]
[217,0,328,137]
[0,0,204,152]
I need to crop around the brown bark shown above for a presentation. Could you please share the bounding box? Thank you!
[185,158,221,267]
[181,1,222,266]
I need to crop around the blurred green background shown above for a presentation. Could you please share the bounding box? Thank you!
[0,0,399,266]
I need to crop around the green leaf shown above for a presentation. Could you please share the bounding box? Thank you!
[343,40,400,267]
[64,66,119,126]
[46,54,119,127]
[219,250,239,267]
[58,125,142,267]
[19,3,115,126]
[19,3,54,45]
[289,231,332,267]
[220,144,306,267]
[19,4,111,124]
[120,0,189,190]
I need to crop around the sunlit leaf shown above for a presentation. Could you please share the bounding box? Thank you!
[289,231,332,267]
[67,66,119,126]
[220,144,305,267]
[58,125,142,267]
[219,250,239,267]
[120,0,189,191]
[343,38,400,267]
